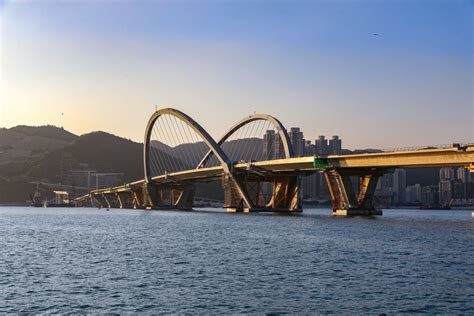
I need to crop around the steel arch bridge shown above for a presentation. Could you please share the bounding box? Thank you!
[74,108,474,215]
[142,108,299,212]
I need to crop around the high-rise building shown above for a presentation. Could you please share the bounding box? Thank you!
[467,181,474,199]
[456,167,471,183]
[274,134,284,159]
[421,185,440,206]
[288,127,305,157]
[315,136,328,156]
[405,184,422,203]
[263,130,276,160]
[302,174,318,200]
[452,179,465,199]
[439,180,452,206]
[329,136,342,155]
[375,173,394,206]
[304,140,315,156]
[263,129,285,160]
[301,140,317,199]
[393,169,407,204]
[440,167,455,181]
[438,167,469,204]
[378,173,394,191]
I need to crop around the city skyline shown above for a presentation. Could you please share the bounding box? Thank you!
[1,0,473,149]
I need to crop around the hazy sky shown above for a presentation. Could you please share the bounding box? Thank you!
[1,0,472,148]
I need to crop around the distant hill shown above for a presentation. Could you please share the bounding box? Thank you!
[0,129,139,203]
[9,125,77,142]
[0,125,79,203]
[26,131,143,183]
[151,138,264,166]
[25,130,193,182]
[0,125,77,165]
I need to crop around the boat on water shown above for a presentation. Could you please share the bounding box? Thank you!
[30,188,75,208]
[29,184,44,207]
[44,191,75,207]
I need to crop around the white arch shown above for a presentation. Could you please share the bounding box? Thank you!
[197,113,294,169]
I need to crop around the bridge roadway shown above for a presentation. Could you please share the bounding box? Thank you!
[84,144,474,197]
[73,107,474,216]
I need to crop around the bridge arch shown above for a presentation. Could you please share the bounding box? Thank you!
[197,113,294,169]
[143,108,232,182]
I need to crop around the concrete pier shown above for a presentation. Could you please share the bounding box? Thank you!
[333,209,383,216]
[227,207,302,214]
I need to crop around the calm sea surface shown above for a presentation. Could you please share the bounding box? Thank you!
[1,207,473,314]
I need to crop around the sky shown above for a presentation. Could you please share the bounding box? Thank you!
[0,0,472,149]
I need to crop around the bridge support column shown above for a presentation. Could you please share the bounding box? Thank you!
[224,174,301,213]
[267,176,300,212]
[104,193,123,209]
[92,194,105,208]
[172,186,194,208]
[143,182,194,210]
[223,174,250,212]
[132,190,143,209]
[325,169,383,216]
[115,193,123,208]
[115,192,134,209]
[108,193,123,208]
[92,194,107,208]
[102,194,111,209]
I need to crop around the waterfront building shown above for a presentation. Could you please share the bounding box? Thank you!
[315,135,328,156]
[264,128,345,201]
[437,167,472,204]
[446,167,474,200]
[452,179,465,199]
[288,127,305,157]
[405,184,422,204]
[304,140,315,156]
[302,174,318,200]
[329,136,342,155]
[421,185,440,206]
[439,180,453,206]
[393,169,407,204]
[263,130,285,160]
[375,173,394,206]
[456,166,472,183]
[467,181,474,199]
[378,173,394,192]
[440,167,455,181]
[314,135,342,155]
[302,140,317,199]
[263,130,276,160]
[274,134,285,159]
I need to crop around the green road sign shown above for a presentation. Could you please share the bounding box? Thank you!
[313,157,329,170]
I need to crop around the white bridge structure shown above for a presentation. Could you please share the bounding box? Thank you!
[74,108,474,216]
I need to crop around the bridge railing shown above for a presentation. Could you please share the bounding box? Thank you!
[380,143,473,153]
[331,143,474,156]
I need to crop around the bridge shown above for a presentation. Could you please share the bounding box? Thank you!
[74,108,474,216]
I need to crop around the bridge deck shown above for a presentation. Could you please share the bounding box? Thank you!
[249,145,474,171]
[76,145,474,201]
